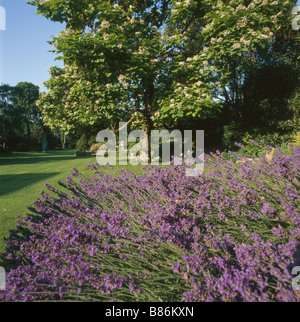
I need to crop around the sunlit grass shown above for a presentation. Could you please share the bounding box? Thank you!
[0,150,145,259]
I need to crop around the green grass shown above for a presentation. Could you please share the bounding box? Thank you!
[0,150,144,258]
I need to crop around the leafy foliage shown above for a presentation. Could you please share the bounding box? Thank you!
[75,150,92,158]
[76,134,95,152]
[15,143,29,152]
[29,0,299,141]
[292,132,300,147]
[0,83,43,150]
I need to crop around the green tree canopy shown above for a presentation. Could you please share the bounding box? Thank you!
[13,82,41,140]
[0,82,41,149]
[29,0,299,136]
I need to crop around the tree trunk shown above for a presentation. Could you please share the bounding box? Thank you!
[2,117,6,149]
[42,132,48,153]
[27,120,30,143]
[143,82,154,162]
[63,133,67,150]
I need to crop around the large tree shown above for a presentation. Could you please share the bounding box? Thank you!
[0,82,41,150]
[32,0,173,141]
[13,82,41,141]
[30,0,299,142]
[159,0,299,123]
[0,84,14,148]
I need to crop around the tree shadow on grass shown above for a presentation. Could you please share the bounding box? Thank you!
[0,150,95,166]
[0,173,60,197]
[0,155,73,166]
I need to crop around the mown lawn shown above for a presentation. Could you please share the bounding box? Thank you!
[0,150,144,258]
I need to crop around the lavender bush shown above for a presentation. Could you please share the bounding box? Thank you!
[0,144,300,302]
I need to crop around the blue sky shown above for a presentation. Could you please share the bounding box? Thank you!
[0,0,65,91]
[0,0,299,92]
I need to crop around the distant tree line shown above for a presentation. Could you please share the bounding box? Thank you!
[0,82,79,153]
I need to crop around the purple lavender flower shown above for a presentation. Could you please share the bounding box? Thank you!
[0,145,299,302]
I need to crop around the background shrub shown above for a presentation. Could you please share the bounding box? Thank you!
[89,142,104,154]
[0,146,12,155]
[75,151,92,158]
[292,132,300,147]
[16,143,29,152]
[76,134,95,152]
